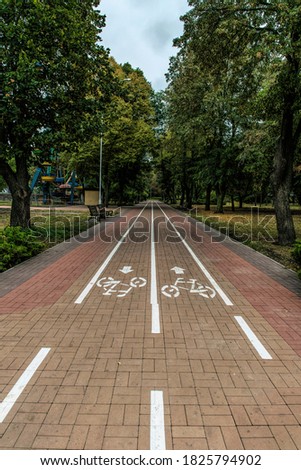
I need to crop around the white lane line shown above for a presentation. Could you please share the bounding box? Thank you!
[234,316,272,360]
[157,203,233,306]
[150,390,166,450]
[0,348,51,423]
[75,203,148,304]
[151,203,160,334]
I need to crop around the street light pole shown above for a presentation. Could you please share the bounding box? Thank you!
[99,132,103,206]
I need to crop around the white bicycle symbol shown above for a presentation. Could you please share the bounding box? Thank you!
[161,278,216,299]
[96,276,147,298]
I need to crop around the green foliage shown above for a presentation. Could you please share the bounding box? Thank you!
[0,177,7,193]
[62,58,157,205]
[0,226,46,272]
[2,0,112,154]
[292,240,301,279]
[162,0,301,237]
[1,0,114,227]
[165,42,252,209]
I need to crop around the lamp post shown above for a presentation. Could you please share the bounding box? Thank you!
[99,131,103,205]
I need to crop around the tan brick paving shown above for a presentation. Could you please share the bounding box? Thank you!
[1,202,301,449]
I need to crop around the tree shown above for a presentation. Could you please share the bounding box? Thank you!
[1,0,113,227]
[165,52,207,209]
[178,0,301,244]
[165,38,252,212]
[62,59,157,205]
[102,62,156,205]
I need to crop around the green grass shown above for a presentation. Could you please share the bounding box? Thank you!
[2,202,301,274]
[0,207,91,271]
[0,201,12,206]
[29,210,90,245]
[190,205,301,272]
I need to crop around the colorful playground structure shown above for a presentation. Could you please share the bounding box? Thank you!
[30,148,83,205]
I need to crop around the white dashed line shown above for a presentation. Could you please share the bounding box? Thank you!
[75,203,148,304]
[150,390,166,450]
[0,348,51,423]
[157,203,233,306]
[151,203,160,333]
[235,316,272,360]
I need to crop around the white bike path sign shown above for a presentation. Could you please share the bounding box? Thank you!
[96,266,216,300]
[161,277,216,299]
[96,276,147,298]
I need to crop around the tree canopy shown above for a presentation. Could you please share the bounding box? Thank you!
[62,59,157,205]
[2,0,301,248]
[1,0,113,226]
[162,0,301,244]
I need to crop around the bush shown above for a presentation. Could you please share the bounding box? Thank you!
[292,240,301,279]
[0,226,46,272]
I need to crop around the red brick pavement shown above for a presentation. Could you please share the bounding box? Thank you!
[171,208,301,357]
[0,202,301,450]
[0,207,137,314]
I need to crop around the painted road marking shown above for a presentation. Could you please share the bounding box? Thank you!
[150,390,166,450]
[75,203,148,304]
[0,348,51,423]
[151,203,160,334]
[235,316,272,360]
[171,266,185,274]
[119,265,133,274]
[96,276,147,298]
[161,278,216,299]
[157,203,233,306]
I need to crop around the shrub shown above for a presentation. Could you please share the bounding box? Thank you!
[0,226,46,272]
[292,240,301,279]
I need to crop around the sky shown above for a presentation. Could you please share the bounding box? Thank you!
[99,0,189,91]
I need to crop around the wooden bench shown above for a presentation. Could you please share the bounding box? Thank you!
[105,207,120,217]
[87,205,106,222]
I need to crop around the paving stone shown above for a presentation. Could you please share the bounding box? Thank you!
[1,203,301,450]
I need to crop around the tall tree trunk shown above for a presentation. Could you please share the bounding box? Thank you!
[180,184,185,207]
[0,158,31,228]
[171,188,177,205]
[215,184,226,213]
[205,184,211,211]
[273,141,296,245]
[272,45,301,245]
[186,186,193,209]
[10,188,32,227]
[272,95,297,245]
[231,194,235,212]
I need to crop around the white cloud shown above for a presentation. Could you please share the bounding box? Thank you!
[99,0,188,90]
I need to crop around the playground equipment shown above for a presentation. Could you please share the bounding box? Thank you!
[30,148,82,205]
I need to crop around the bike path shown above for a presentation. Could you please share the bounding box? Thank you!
[0,202,301,450]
